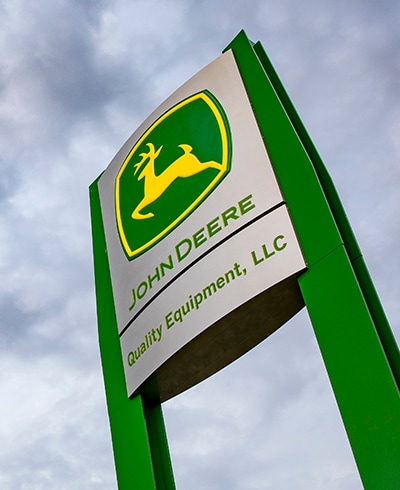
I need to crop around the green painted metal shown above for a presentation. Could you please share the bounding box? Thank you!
[89,179,176,490]
[225,30,400,489]
[224,35,342,270]
[299,247,400,488]
[253,39,400,390]
[144,402,176,490]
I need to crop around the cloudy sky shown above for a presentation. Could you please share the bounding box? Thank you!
[1,0,399,488]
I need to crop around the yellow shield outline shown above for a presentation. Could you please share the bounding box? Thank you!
[115,91,231,259]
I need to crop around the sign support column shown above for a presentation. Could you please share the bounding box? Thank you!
[225,30,400,489]
[90,179,176,490]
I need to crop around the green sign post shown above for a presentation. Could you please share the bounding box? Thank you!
[90,31,400,489]
[90,178,176,489]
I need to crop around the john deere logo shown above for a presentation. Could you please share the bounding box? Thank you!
[115,90,232,259]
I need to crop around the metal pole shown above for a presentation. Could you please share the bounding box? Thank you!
[90,179,176,490]
[225,30,400,489]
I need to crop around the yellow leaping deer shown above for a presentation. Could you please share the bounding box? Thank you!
[131,142,222,219]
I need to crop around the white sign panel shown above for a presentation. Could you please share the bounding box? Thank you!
[97,49,306,398]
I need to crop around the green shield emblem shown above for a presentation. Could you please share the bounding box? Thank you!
[115,90,232,260]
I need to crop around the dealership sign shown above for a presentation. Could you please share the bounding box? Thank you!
[91,32,400,489]
[95,49,306,400]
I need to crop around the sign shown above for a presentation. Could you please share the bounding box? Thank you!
[91,32,400,488]
[97,49,306,400]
